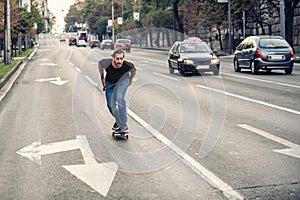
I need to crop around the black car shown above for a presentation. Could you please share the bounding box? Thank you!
[69,37,77,46]
[233,35,294,74]
[168,41,220,76]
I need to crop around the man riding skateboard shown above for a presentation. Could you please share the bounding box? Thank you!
[98,49,136,135]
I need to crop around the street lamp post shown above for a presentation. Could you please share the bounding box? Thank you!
[280,0,285,38]
[122,0,124,37]
[172,2,175,44]
[112,0,114,42]
[228,0,232,54]
[4,0,11,64]
[217,0,231,54]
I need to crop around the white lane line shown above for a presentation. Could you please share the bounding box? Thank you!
[85,75,97,87]
[143,59,166,65]
[135,67,143,71]
[196,84,300,116]
[238,124,300,159]
[238,124,297,148]
[127,109,243,200]
[75,67,82,73]
[222,72,300,89]
[153,72,180,81]
[69,62,74,66]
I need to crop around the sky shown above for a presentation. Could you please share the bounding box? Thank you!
[47,0,76,33]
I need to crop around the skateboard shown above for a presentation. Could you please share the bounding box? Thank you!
[112,131,129,139]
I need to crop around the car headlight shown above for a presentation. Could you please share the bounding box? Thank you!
[210,58,220,65]
[184,59,194,65]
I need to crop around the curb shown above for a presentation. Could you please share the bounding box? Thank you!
[0,48,37,102]
[0,61,24,90]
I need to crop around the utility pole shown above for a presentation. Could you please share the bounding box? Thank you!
[228,0,231,54]
[112,0,114,42]
[217,0,231,54]
[280,0,285,38]
[4,0,12,64]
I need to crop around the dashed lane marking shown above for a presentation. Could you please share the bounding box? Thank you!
[153,72,180,81]
[196,84,300,116]
[221,72,300,89]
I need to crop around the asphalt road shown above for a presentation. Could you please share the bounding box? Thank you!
[0,33,299,199]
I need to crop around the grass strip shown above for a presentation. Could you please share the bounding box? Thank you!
[0,60,18,80]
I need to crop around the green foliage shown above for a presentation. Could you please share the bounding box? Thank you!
[31,4,45,34]
[0,60,18,80]
[0,0,46,35]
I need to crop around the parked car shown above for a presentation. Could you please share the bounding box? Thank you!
[101,39,114,50]
[77,40,87,47]
[168,41,220,76]
[233,35,294,74]
[90,40,101,49]
[114,39,131,52]
[69,37,77,46]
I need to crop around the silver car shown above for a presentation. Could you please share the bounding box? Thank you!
[233,35,294,74]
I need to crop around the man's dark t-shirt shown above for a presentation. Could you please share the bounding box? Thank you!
[105,61,135,83]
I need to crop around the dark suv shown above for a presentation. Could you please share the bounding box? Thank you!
[233,35,294,74]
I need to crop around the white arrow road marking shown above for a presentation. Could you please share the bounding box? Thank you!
[38,63,58,66]
[63,162,118,197]
[35,77,69,86]
[36,77,58,82]
[16,135,118,197]
[16,138,81,165]
[238,124,300,159]
[50,77,69,86]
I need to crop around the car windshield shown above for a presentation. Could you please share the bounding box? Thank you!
[180,43,211,53]
[259,38,290,48]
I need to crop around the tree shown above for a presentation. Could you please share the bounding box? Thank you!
[232,0,300,48]
[31,1,45,34]
[270,0,300,47]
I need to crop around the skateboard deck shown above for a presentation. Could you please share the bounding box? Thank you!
[112,131,129,139]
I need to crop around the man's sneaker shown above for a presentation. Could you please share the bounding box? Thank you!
[112,122,119,131]
[114,126,128,133]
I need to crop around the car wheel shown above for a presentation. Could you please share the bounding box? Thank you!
[250,60,258,74]
[169,61,174,74]
[234,58,241,72]
[285,67,293,75]
[213,65,220,75]
[179,68,187,76]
